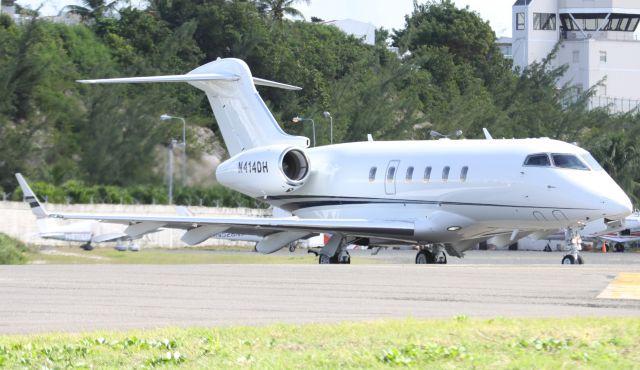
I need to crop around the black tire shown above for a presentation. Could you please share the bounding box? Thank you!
[81,244,94,251]
[415,251,428,264]
[288,244,296,253]
[319,254,332,264]
[435,251,447,264]
[544,244,552,252]
[615,243,625,253]
[562,255,576,265]
[577,255,584,264]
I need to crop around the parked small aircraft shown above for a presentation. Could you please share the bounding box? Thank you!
[16,173,140,251]
[36,58,632,264]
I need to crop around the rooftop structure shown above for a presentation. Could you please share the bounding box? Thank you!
[512,0,640,112]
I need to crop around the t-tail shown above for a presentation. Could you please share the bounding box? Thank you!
[77,58,309,156]
[15,173,48,219]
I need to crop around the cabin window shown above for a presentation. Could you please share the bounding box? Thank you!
[423,166,432,182]
[387,166,396,182]
[524,154,551,167]
[460,166,469,182]
[369,167,377,182]
[406,166,414,182]
[442,166,450,182]
[551,154,589,170]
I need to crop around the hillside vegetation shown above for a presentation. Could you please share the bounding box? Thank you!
[2,0,639,204]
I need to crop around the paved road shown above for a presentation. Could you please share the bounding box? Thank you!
[1,252,640,334]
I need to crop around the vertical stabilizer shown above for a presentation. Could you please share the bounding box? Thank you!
[15,173,48,219]
[77,58,309,156]
[186,58,308,155]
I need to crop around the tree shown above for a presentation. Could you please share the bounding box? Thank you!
[62,0,120,23]
[254,0,309,21]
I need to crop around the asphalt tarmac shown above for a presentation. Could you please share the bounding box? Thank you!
[1,250,640,334]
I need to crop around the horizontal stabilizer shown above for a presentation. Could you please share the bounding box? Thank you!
[252,77,302,91]
[77,73,239,84]
[78,74,301,90]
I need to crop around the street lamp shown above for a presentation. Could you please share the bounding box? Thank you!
[292,116,316,147]
[167,139,178,205]
[323,111,333,144]
[160,114,187,186]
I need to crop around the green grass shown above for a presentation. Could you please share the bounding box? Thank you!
[0,318,638,369]
[27,246,380,265]
[0,233,30,264]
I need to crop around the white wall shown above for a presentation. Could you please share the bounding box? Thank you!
[0,202,269,248]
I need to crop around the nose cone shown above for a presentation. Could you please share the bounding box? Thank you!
[604,188,633,220]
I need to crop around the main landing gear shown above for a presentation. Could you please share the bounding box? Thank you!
[310,233,351,264]
[561,228,584,265]
[415,244,447,264]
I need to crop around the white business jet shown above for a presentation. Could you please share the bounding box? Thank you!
[41,58,631,264]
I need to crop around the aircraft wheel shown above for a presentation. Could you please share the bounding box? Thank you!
[415,250,435,264]
[319,254,332,264]
[615,243,625,253]
[435,251,447,264]
[80,243,94,251]
[562,255,576,265]
[577,255,584,264]
[288,243,296,253]
[339,252,351,264]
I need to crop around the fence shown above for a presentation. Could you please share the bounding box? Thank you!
[0,201,270,249]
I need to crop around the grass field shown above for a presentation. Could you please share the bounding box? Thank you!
[0,318,638,369]
[26,246,381,265]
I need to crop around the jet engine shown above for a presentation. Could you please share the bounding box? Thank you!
[216,144,310,197]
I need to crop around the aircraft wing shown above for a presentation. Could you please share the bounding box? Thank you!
[598,234,640,243]
[47,211,416,253]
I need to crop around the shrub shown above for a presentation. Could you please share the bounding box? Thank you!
[0,233,28,265]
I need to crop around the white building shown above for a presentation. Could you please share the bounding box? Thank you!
[323,18,376,45]
[511,0,640,112]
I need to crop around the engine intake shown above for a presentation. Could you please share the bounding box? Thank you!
[216,145,310,197]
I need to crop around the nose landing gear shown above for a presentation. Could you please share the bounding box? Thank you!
[561,228,584,265]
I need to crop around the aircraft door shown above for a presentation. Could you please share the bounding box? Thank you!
[385,160,400,195]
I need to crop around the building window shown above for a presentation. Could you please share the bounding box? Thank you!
[423,166,432,182]
[533,13,556,30]
[599,51,607,63]
[369,167,377,182]
[516,12,525,30]
[405,166,414,182]
[442,166,450,182]
[572,50,580,63]
[460,166,469,182]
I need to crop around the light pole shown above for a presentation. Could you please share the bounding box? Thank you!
[160,114,187,186]
[323,111,333,144]
[292,116,316,147]
[167,139,177,205]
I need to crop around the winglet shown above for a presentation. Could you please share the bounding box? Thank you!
[15,173,48,219]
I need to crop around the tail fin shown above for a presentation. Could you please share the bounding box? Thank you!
[78,58,309,156]
[15,173,48,219]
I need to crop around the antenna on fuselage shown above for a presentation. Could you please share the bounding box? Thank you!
[482,128,493,140]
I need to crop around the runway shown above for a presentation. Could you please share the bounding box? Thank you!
[2,251,640,334]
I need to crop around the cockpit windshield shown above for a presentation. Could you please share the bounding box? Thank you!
[523,153,593,170]
[551,154,589,170]
[580,153,604,171]
[524,154,551,167]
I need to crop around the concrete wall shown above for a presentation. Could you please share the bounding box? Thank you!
[0,202,269,248]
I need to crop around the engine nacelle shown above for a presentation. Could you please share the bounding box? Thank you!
[216,144,310,197]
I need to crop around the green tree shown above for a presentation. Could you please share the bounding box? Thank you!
[254,0,310,21]
[61,0,121,23]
